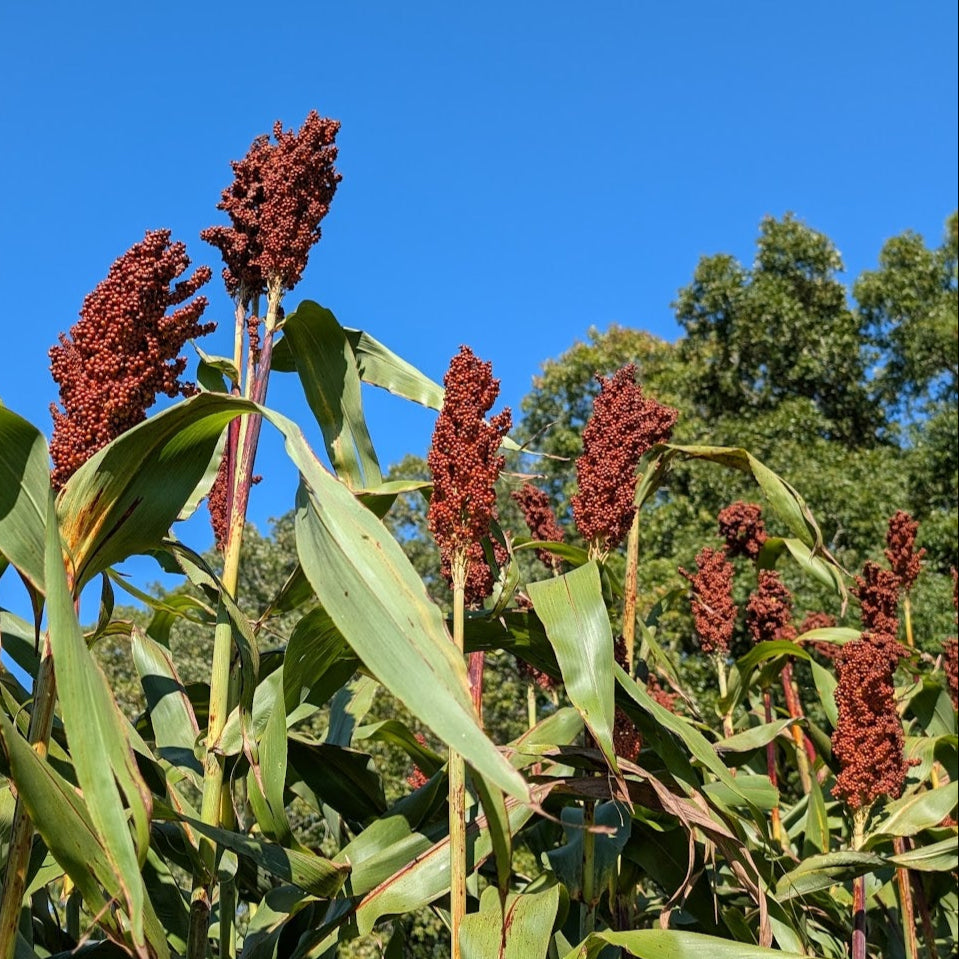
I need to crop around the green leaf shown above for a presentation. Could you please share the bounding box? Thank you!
[908,678,957,737]
[715,719,798,755]
[546,802,631,899]
[702,775,779,811]
[810,658,838,728]
[174,813,350,896]
[282,606,357,712]
[351,794,536,936]
[57,392,256,591]
[132,626,201,779]
[735,640,809,680]
[247,667,297,847]
[869,781,958,839]
[0,406,49,594]
[291,464,527,800]
[775,851,887,900]
[43,488,155,951]
[282,301,382,489]
[563,929,806,959]
[887,836,958,872]
[461,881,561,959]
[527,562,617,770]
[801,770,831,856]
[614,666,752,805]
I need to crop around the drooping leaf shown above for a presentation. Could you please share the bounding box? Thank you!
[0,406,49,594]
[57,392,256,591]
[887,836,958,872]
[775,851,887,900]
[868,781,958,839]
[527,562,617,770]
[715,719,798,755]
[43,488,155,952]
[291,462,527,800]
[563,929,807,959]
[132,626,201,779]
[282,301,382,489]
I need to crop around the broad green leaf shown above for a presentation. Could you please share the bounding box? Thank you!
[344,326,444,409]
[283,606,358,711]
[908,678,957,737]
[0,711,169,958]
[615,666,752,805]
[547,802,631,899]
[810,658,838,728]
[887,836,958,872]
[291,463,527,800]
[0,610,40,682]
[355,719,444,777]
[801,771,830,856]
[57,392,256,590]
[564,929,807,959]
[132,627,201,779]
[666,444,823,549]
[43,488,154,951]
[527,562,617,770]
[869,781,958,839]
[247,667,297,847]
[715,718,798,755]
[702,775,779,810]
[461,881,561,959]
[351,794,536,936]
[175,814,350,896]
[758,536,846,596]
[775,850,886,900]
[0,406,49,594]
[469,768,513,896]
[735,640,809,679]
[283,301,382,489]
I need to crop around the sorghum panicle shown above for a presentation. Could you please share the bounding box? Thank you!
[202,110,341,300]
[746,570,795,644]
[854,560,905,663]
[647,673,680,713]
[427,346,511,602]
[679,546,738,656]
[944,639,958,710]
[884,510,925,593]
[512,483,565,571]
[832,637,911,810]
[572,365,678,553]
[49,229,213,489]
[717,501,768,561]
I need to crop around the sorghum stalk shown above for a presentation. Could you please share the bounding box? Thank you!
[851,808,870,959]
[449,558,469,956]
[714,653,734,739]
[893,836,918,959]
[621,511,641,675]
[762,686,782,845]
[582,799,598,935]
[780,661,813,792]
[0,643,58,958]
[193,111,340,958]
[426,346,511,959]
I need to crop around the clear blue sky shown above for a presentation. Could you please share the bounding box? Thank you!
[1,1,957,615]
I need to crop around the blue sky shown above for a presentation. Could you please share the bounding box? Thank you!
[1,1,957,617]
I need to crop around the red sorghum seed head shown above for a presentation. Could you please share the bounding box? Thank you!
[679,546,738,656]
[512,483,564,572]
[717,501,768,561]
[49,230,214,489]
[406,733,432,790]
[944,638,958,710]
[647,673,680,713]
[854,560,906,663]
[832,637,911,810]
[613,707,642,762]
[427,347,511,600]
[572,365,678,554]
[746,570,794,644]
[202,111,341,302]
[884,510,925,594]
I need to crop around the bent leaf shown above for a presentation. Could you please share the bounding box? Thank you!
[0,406,49,594]
[528,562,617,770]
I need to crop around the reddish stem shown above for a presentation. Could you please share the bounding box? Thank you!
[763,687,782,844]
[468,651,485,726]
[852,874,867,959]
